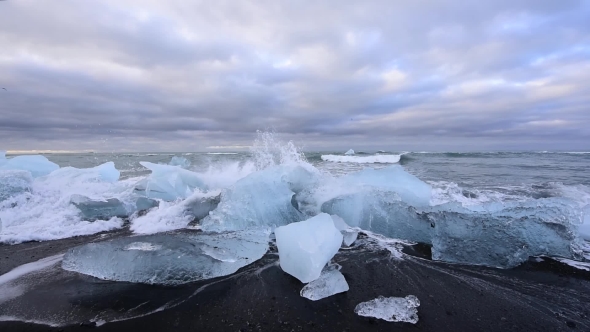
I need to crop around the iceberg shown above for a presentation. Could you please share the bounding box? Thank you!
[275,213,343,283]
[71,195,158,221]
[135,162,207,201]
[331,214,358,246]
[46,162,120,183]
[344,149,355,155]
[300,264,349,301]
[0,170,32,202]
[320,154,401,164]
[169,156,191,168]
[322,190,433,244]
[62,230,270,285]
[202,165,317,232]
[0,155,59,178]
[354,295,420,323]
[429,199,582,268]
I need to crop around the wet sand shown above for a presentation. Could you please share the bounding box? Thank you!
[1,232,589,332]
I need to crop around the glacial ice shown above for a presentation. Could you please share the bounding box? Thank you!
[300,264,349,301]
[344,149,355,155]
[62,229,270,285]
[47,162,120,183]
[0,155,59,178]
[169,156,191,168]
[322,190,433,244]
[184,193,220,221]
[275,213,343,283]
[71,195,158,221]
[320,154,401,164]
[429,199,582,268]
[135,162,207,201]
[331,214,358,246]
[0,170,32,202]
[579,205,590,241]
[202,165,317,232]
[354,295,420,323]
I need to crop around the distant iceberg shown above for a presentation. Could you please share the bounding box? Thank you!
[344,149,355,155]
[321,154,401,164]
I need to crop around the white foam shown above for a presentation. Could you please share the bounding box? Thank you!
[0,254,63,285]
[555,258,590,271]
[321,154,401,164]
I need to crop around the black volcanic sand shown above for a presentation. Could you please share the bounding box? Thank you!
[1,232,589,332]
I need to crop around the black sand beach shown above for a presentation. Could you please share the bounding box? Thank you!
[1,232,589,332]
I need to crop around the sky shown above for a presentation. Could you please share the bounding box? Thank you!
[0,0,589,152]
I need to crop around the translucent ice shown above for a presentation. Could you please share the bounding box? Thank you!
[322,190,433,244]
[579,205,590,241]
[331,214,358,246]
[0,155,59,178]
[202,165,318,231]
[47,162,120,183]
[300,264,349,301]
[354,295,420,323]
[0,170,32,202]
[184,194,220,221]
[62,229,270,285]
[275,213,343,283]
[135,162,207,201]
[429,199,582,268]
[71,195,158,221]
[169,156,191,168]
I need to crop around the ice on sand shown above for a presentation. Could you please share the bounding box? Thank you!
[135,162,207,201]
[0,155,59,178]
[71,195,158,221]
[62,229,270,285]
[275,213,343,283]
[354,295,420,323]
[300,264,349,301]
[0,170,32,202]
[331,214,358,246]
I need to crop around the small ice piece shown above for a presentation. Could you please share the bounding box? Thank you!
[331,214,358,246]
[135,162,207,201]
[169,156,191,168]
[0,155,59,178]
[0,170,32,202]
[344,149,355,155]
[62,229,270,285]
[275,213,343,283]
[300,264,349,301]
[354,295,420,323]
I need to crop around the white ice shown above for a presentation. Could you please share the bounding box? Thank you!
[0,170,32,202]
[344,149,355,155]
[331,214,358,246]
[0,155,59,178]
[321,154,401,164]
[354,295,420,323]
[135,162,207,201]
[275,213,343,283]
[47,162,119,183]
[300,264,349,301]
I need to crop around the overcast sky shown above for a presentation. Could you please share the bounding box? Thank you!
[1,0,589,152]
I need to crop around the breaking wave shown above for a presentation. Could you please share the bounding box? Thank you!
[321,154,401,164]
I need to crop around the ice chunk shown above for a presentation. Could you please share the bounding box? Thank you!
[331,214,358,246]
[185,194,220,221]
[47,162,119,183]
[202,165,317,231]
[135,162,207,201]
[0,170,32,202]
[354,295,420,323]
[579,205,590,241]
[321,154,401,164]
[322,190,433,244]
[275,213,343,283]
[344,149,355,155]
[429,199,582,268]
[0,155,59,178]
[169,156,191,168]
[62,229,270,285]
[71,195,158,221]
[340,166,431,206]
[300,264,349,301]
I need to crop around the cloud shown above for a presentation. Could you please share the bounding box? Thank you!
[0,0,589,151]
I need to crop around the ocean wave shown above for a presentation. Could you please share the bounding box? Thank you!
[320,154,401,164]
[207,152,238,155]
